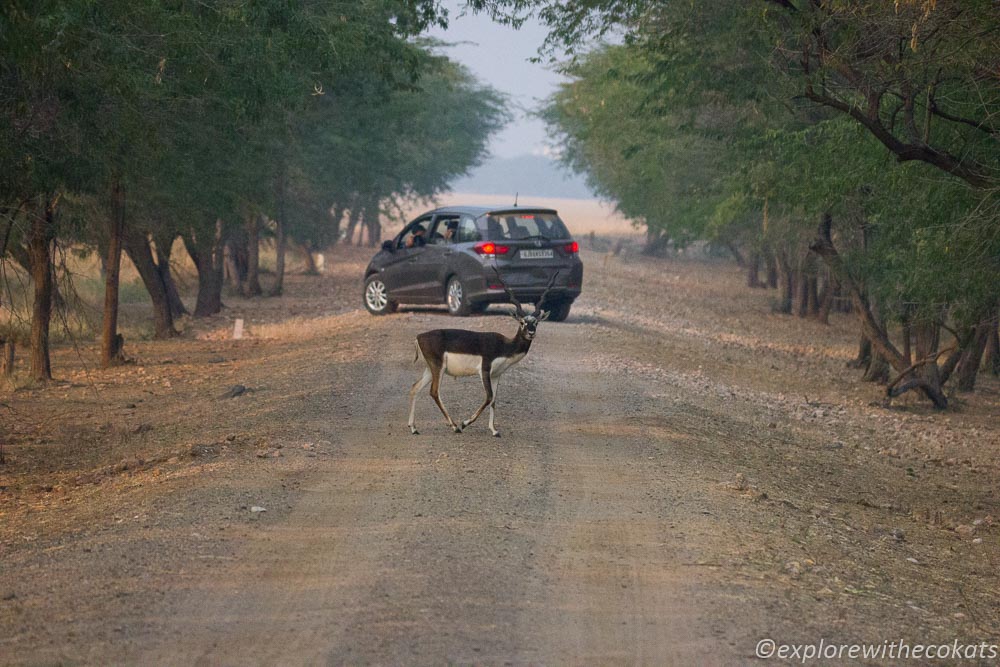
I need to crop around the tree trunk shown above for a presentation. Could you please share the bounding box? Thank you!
[365,200,381,248]
[124,227,177,338]
[302,242,319,275]
[0,339,13,376]
[815,275,835,324]
[270,217,286,297]
[795,267,809,317]
[185,221,225,316]
[955,322,991,392]
[244,214,263,296]
[224,225,248,290]
[151,231,188,318]
[101,183,126,368]
[642,228,669,256]
[270,163,288,296]
[900,309,913,365]
[725,242,746,267]
[809,213,946,408]
[848,334,872,369]
[344,206,361,246]
[775,250,793,314]
[911,319,943,391]
[863,350,890,384]
[747,252,762,288]
[329,205,345,246]
[806,274,819,316]
[28,196,56,382]
[765,252,778,289]
[985,320,1000,376]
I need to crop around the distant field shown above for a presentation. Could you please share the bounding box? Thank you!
[399,192,641,238]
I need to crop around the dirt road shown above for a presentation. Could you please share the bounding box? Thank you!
[2,248,998,665]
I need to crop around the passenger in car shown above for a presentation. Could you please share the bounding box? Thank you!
[406,225,427,248]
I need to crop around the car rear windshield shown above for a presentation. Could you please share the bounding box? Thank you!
[481,212,570,241]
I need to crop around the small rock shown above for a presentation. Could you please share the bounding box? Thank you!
[207,356,226,364]
[221,385,247,399]
[906,557,919,564]
[727,473,749,492]
[955,524,976,537]
[784,561,803,577]
[225,434,236,442]
[250,506,266,513]
[972,538,983,544]
[124,403,137,409]
[892,528,905,541]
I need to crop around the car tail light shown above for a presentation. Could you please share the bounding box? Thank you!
[564,241,579,254]
[474,242,510,256]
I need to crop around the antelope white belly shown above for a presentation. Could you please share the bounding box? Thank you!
[491,353,525,376]
[442,352,483,377]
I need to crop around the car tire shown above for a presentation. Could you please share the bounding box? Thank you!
[446,276,473,316]
[545,299,572,322]
[364,275,396,315]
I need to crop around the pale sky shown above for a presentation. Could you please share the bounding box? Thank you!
[424,2,565,159]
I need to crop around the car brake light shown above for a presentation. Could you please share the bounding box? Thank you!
[474,242,510,255]
[565,241,579,253]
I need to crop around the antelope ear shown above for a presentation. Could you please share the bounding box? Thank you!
[539,310,550,321]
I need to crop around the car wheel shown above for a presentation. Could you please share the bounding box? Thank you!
[364,275,396,315]
[545,299,572,322]
[446,276,472,316]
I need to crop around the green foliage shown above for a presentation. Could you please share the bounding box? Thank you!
[1,0,503,259]
[538,0,999,323]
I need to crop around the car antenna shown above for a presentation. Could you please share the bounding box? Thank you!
[513,192,518,208]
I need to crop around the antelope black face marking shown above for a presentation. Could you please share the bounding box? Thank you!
[407,271,557,437]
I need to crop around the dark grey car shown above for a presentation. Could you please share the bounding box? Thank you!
[363,205,583,320]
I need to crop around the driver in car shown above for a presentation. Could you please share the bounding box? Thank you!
[406,225,427,248]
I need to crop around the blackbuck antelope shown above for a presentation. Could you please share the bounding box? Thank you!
[408,271,559,437]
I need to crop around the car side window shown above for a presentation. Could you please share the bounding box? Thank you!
[399,217,431,249]
[427,216,458,245]
[454,216,480,243]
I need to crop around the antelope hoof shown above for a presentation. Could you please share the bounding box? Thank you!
[491,430,501,438]
[461,419,472,429]
[452,424,463,433]
[409,426,419,435]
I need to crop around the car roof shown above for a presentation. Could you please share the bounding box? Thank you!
[425,205,558,217]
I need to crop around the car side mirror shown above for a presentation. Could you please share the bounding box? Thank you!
[381,240,394,252]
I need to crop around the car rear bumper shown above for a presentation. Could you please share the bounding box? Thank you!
[467,262,583,305]
[476,286,582,305]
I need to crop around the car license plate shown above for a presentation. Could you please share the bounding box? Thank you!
[519,249,553,259]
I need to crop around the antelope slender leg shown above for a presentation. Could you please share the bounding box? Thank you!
[462,368,495,429]
[408,367,433,434]
[429,365,461,432]
[487,377,500,437]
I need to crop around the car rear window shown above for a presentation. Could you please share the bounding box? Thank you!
[481,212,570,241]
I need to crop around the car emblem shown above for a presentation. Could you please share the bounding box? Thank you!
[534,239,542,247]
